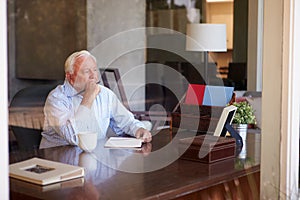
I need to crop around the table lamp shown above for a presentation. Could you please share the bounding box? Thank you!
[186,23,227,84]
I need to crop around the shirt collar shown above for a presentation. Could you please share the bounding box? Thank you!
[64,80,80,98]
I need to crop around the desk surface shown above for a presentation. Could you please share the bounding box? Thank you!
[9,129,261,200]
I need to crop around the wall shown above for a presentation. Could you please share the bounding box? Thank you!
[247,0,263,91]
[7,0,85,101]
[85,0,146,111]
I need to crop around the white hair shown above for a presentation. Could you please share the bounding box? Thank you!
[64,50,97,74]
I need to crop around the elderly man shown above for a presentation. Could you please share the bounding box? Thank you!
[40,50,152,148]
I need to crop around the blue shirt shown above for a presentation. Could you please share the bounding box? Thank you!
[40,80,145,149]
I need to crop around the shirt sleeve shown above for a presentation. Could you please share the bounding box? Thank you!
[43,92,99,146]
[108,90,145,137]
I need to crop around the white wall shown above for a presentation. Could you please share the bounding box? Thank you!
[0,0,9,199]
[247,0,263,91]
[261,0,300,198]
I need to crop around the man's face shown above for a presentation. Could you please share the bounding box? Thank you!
[67,55,99,91]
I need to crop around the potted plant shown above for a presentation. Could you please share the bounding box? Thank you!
[230,101,256,140]
[231,101,256,125]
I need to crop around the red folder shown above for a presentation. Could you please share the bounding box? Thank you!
[184,84,205,105]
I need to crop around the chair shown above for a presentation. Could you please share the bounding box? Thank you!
[99,68,172,131]
[227,62,247,90]
[9,84,57,150]
[218,66,229,79]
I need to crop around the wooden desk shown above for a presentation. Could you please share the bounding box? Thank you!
[9,130,260,200]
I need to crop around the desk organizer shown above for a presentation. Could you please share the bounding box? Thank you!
[179,135,236,163]
[171,104,224,133]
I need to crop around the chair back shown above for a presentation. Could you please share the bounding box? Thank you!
[99,68,172,130]
[100,68,130,110]
[9,84,56,150]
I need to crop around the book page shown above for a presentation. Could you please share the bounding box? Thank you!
[104,137,142,148]
[10,177,84,192]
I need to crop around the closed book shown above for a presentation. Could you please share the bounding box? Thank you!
[9,157,84,185]
[10,177,84,193]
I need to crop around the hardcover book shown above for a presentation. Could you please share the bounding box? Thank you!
[10,177,84,192]
[9,157,84,185]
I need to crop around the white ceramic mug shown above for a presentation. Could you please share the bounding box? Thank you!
[77,132,97,152]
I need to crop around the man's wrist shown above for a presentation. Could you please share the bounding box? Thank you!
[80,97,94,108]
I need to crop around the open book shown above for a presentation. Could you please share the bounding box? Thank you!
[9,157,84,185]
[104,137,143,149]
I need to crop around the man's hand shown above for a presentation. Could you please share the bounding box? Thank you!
[135,128,152,143]
[141,142,152,156]
[81,81,101,108]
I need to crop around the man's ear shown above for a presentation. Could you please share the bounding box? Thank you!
[66,73,74,85]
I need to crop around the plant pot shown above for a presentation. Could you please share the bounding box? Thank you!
[232,124,248,141]
[232,123,248,159]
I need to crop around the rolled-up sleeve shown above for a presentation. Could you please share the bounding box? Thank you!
[41,90,99,148]
[108,90,145,137]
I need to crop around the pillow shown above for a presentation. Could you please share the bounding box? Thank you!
[235,96,247,103]
[246,97,262,129]
[185,84,205,105]
[202,85,234,106]
[243,91,262,98]
[234,90,246,98]
[185,84,234,106]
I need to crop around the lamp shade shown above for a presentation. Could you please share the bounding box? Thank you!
[186,23,227,52]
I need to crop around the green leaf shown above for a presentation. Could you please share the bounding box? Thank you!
[229,101,256,124]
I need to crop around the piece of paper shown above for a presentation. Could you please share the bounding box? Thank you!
[9,157,84,185]
[104,137,142,148]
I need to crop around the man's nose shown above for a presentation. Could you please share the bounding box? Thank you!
[89,70,97,79]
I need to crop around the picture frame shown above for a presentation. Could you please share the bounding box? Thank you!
[213,105,237,137]
[213,105,243,148]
